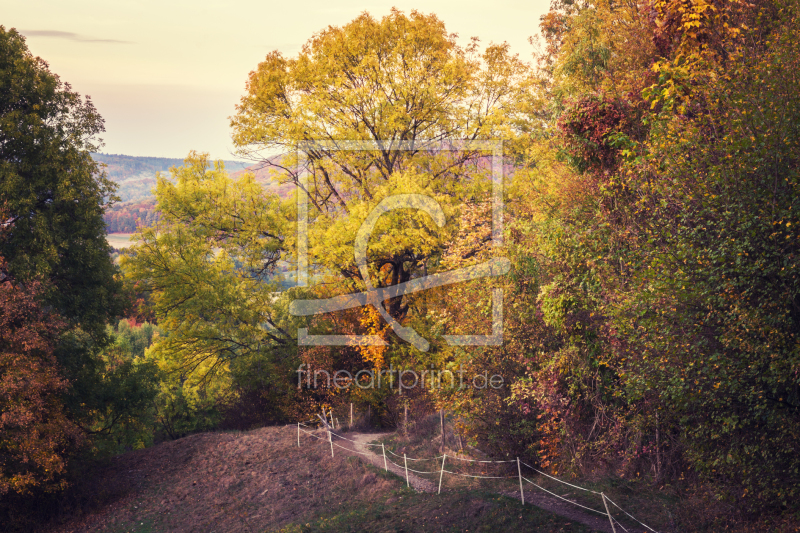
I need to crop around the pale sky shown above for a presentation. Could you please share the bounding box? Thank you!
[3,1,550,160]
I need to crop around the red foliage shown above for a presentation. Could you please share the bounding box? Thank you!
[0,263,82,496]
[557,95,630,173]
[103,197,158,233]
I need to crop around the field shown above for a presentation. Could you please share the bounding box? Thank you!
[106,233,136,249]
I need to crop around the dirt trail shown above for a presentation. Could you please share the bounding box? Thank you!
[342,431,438,492]
[324,429,616,533]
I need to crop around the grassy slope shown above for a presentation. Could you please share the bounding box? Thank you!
[44,426,594,533]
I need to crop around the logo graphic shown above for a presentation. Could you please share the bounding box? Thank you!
[288,140,508,351]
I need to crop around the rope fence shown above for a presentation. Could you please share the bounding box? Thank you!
[296,420,660,533]
[520,460,601,494]
[522,476,608,516]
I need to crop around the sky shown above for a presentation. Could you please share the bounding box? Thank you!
[4,1,551,160]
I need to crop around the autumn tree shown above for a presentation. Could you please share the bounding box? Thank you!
[0,263,80,496]
[232,9,531,326]
[122,153,304,429]
[122,11,532,426]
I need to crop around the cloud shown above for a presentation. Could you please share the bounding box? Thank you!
[22,30,131,44]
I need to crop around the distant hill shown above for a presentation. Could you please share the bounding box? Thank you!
[95,154,292,234]
[92,153,250,203]
[229,157,295,199]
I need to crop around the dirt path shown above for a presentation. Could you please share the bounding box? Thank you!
[345,432,438,493]
[325,429,616,533]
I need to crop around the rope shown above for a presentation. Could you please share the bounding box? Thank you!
[328,431,381,447]
[299,429,326,441]
[331,440,374,456]
[297,422,659,531]
[385,457,439,475]
[329,432,360,444]
[443,469,516,480]
[446,455,516,463]
[305,430,520,480]
[519,461,601,494]
[612,517,630,533]
[386,458,515,478]
[385,447,514,464]
[522,477,608,516]
[604,495,660,533]
[386,448,435,461]
[302,429,383,457]
[302,429,388,458]
[408,466,441,475]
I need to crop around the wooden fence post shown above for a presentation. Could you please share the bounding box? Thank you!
[381,443,388,471]
[404,453,409,487]
[517,458,524,504]
[601,492,617,533]
[438,454,447,494]
[318,412,334,458]
[297,422,300,447]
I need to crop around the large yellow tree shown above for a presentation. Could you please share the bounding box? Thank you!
[232,9,531,327]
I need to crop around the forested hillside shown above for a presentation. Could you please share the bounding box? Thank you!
[97,154,291,233]
[92,153,249,202]
[103,198,157,234]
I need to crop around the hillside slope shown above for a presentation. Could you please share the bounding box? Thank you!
[93,154,250,203]
[96,154,293,233]
[44,426,594,533]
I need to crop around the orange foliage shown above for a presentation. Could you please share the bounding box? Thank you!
[0,260,81,496]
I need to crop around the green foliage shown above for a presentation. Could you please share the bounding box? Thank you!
[0,27,122,334]
[500,0,800,513]
[83,320,163,455]
[0,29,164,505]
[91,153,249,203]
[615,9,800,505]
[122,152,306,431]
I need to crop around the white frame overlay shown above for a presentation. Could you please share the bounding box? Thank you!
[290,140,506,350]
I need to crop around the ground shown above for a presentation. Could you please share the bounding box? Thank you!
[41,425,599,533]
